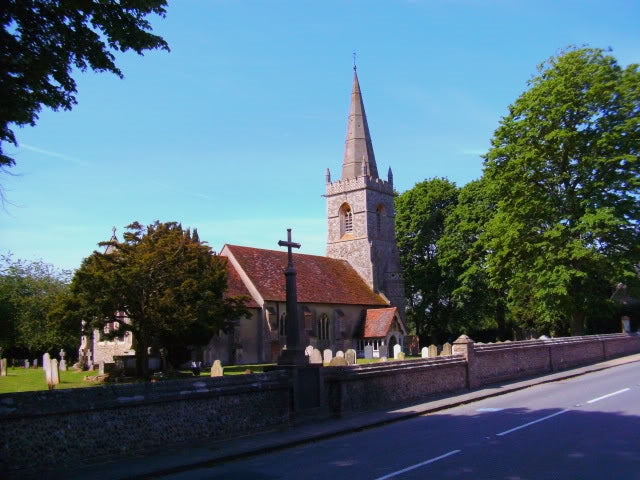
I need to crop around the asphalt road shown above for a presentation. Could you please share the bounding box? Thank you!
[155,362,640,480]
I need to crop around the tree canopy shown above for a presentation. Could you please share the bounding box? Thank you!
[0,0,169,175]
[67,221,249,376]
[0,254,75,358]
[481,47,640,335]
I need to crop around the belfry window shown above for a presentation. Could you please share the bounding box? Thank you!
[340,203,353,237]
[318,314,330,341]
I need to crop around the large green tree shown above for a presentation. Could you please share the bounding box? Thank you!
[68,221,248,376]
[0,254,75,358]
[396,178,459,344]
[482,47,640,335]
[0,0,169,176]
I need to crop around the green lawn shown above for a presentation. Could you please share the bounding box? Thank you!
[0,367,103,394]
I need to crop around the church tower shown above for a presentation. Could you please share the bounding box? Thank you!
[326,68,406,315]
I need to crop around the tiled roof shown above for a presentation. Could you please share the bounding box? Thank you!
[223,245,388,306]
[224,259,259,308]
[363,307,398,338]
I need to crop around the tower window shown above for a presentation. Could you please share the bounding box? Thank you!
[318,314,330,340]
[376,205,384,234]
[340,203,353,237]
[279,312,287,337]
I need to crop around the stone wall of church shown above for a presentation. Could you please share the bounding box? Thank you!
[92,329,134,364]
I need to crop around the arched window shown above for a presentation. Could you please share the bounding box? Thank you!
[279,312,287,337]
[318,314,330,341]
[376,204,384,235]
[340,203,353,237]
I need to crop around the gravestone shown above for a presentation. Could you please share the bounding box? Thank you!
[364,345,374,359]
[0,358,7,376]
[428,344,438,358]
[210,359,223,377]
[42,352,50,376]
[336,350,344,358]
[398,352,405,360]
[59,349,67,371]
[329,356,347,367]
[393,344,402,359]
[345,349,357,366]
[421,347,428,358]
[309,349,323,364]
[304,345,314,357]
[50,359,60,386]
[323,349,333,364]
[23,359,30,369]
[33,359,38,368]
[98,361,105,375]
[441,343,452,356]
[381,356,388,362]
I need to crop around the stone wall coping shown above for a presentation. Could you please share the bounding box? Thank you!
[0,370,290,420]
[323,356,466,381]
[474,333,638,352]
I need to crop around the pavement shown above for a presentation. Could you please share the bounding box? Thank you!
[51,353,640,480]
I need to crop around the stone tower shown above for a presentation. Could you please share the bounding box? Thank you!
[325,69,405,315]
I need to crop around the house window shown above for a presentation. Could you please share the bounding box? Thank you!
[318,314,330,341]
[279,312,287,337]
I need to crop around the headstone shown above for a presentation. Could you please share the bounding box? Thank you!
[336,350,344,358]
[393,344,402,359]
[33,359,38,368]
[398,352,405,360]
[59,349,67,371]
[329,356,347,367]
[23,359,30,369]
[43,353,50,376]
[442,342,452,356]
[622,316,631,333]
[428,344,438,358]
[323,349,333,364]
[0,358,7,376]
[210,359,223,377]
[364,345,374,359]
[98,361,105,375]
[50,359,60,386]
[309,349,323,364]
[86,351,93,370]
[381,356,388,362]
[345,349,357,366]
[421,346,428,358]
[304,345,314,357]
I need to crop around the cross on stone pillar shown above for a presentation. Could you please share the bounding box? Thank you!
[277,229,308,366]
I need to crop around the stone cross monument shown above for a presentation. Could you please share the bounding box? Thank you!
[277,229,308,366]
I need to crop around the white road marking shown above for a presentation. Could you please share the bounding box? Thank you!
[374,449,462,480]
[476,408,504,412]
[496,409,570,437]
[586,388,630,404]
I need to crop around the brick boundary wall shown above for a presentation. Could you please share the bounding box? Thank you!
[1,333,639,477]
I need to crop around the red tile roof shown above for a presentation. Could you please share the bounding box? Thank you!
[224,259,259,308]
[363,307,398,338]
[223,245,388,306]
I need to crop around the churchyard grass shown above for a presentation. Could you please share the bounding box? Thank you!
[0,367,103,394]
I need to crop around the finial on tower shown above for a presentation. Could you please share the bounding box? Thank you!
[325,167,331,184]
[388,167,393,186]
[353,51,357,72]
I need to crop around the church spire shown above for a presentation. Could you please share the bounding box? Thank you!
[341,70,379,180]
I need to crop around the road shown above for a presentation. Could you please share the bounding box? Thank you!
[155,362,640,480]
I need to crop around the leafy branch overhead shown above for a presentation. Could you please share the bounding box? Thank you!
[0,0,170,169]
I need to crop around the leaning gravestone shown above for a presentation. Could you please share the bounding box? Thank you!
[323,349,333,364]
[393,344,402,359]
[421,346,428,358]
[364,345,374,359]
[210,359,223,377]
[309,349,323,364]
[336,350,344,358]
[428,344,438,358]
[441,342,452,356]
[345,349,357,366]
[329,356,347,367]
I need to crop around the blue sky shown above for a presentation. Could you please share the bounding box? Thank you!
[2,0,639,271]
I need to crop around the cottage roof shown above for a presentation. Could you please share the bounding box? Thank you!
[222,244,388,306]
[363,307,405,338]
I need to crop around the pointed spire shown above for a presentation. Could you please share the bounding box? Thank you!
[387,166,393,186]
[341,70,379,180]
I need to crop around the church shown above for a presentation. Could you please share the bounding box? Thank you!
[86,69,408,367]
